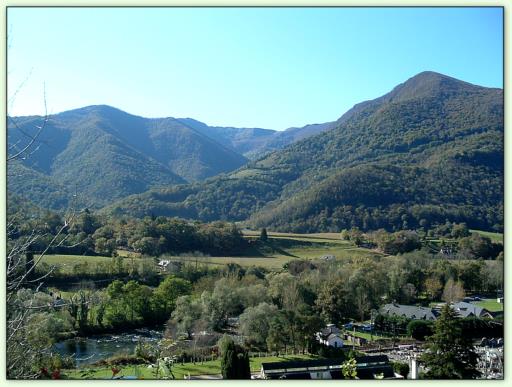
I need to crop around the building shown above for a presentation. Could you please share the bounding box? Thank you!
[316,324,344,348]
[380,303,438,321]
[451,302,493,319]
[381,302,494,321]
[157,259,170,271]
[260,355,401,379]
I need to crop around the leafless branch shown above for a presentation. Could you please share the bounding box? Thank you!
[7,85,48,162]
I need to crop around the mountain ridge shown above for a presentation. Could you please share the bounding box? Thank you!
[103,71,503,232]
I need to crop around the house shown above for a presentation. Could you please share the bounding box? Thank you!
[451,302,493,319]
[380,303,438,321]
[316,324,344,348]
[157,259,170,271]
[157,259,182,273]
[260,355,401,379]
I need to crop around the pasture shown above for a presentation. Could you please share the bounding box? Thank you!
[42,232,379,271]
[470,230,503,244]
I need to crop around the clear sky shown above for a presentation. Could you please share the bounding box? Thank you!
[7,7,503,130]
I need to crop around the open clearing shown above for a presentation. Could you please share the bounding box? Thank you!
[470,230,503,244]
[43,233,380,270]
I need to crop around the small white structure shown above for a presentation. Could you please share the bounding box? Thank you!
[497,297,504,304]
[316,324,344,348]
[322,333,344,348]
[158,260,170,271]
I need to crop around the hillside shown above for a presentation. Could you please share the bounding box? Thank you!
[105,71,503,232]
[8,105,335,210]
[176,118,334,159]
[7,106,249,209]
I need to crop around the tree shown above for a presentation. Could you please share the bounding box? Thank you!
[266,311,291,353]
[424,276,443,301]
[218,335,251,379]
[168,296,204,339]
[401,283,417,304]
[406,320,433,341]
[451,223,470,239]
[421,304,480,379]
[341,358,358,379]
[151,276,192,321]
[202,277,244,330]
[238,303,278,349]
[442,278,465,303]
[259,228,268,241]
[458,233,496,259]
[315,278,354,324]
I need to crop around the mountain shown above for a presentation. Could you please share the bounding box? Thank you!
[7,105,247,209]
[105,71,504,232]
[8,105,335,210]
[175,118,277,157]
[175,118,334,159]
[243,122,335,159]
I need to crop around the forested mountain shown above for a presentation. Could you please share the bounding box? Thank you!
[176,118,334,159]
[8,105,335,210]
[105,72,503,232]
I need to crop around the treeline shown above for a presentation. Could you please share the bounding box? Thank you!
[341,224,503,259]
[8,208,246,257]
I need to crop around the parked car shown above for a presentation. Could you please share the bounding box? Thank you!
[361,324,373,332]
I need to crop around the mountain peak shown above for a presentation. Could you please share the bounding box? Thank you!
[387,71,484,103]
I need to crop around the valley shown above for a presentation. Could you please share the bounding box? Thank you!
[7,71,504,381]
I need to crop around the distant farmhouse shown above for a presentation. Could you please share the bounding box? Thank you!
[380,302,493,321]
[260,355,401,379]
[316,324,343,348]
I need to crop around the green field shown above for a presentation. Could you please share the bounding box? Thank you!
[42,233,379,270]
[474,299,503,312]
[63,354,318,379]
[243,230,343,240]
[470,230,503,244]
[193,244,376,269]
[39,254,150,275]
[40,254,113,266]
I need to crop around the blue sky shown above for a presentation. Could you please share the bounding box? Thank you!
[7,7,503,130]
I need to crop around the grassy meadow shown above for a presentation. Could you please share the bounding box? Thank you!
[470,230,503,244]
[42,231,380,270]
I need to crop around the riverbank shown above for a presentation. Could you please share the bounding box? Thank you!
[54,328,164,366]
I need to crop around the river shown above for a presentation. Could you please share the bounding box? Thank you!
[53,328,164,367]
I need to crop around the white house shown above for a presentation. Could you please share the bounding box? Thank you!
[316,324,344,348]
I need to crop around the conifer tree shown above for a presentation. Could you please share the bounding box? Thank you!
[421,304,480,379]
